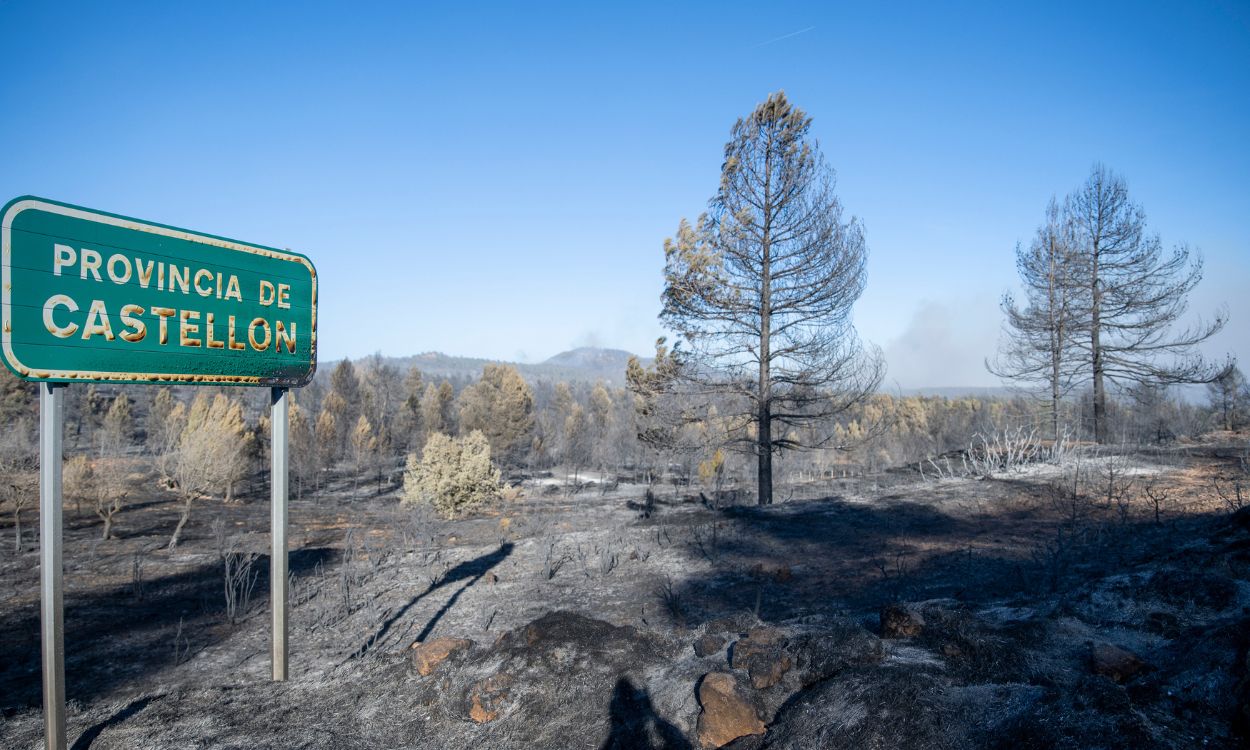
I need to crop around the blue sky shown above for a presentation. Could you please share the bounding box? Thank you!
[1,1,1246,387]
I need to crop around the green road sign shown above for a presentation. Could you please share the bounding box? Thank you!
[1,196,317,386]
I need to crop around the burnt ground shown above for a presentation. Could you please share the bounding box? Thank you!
[1,438,1249,749]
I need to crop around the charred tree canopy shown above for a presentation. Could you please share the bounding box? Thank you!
[656,92,883,505]
[1068,165,1228,442]
[988,198,1086,442]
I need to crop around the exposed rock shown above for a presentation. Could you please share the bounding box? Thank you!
[739,624,886,726]
[695,634,728,657]
[697,672,765,748]
[466,672,514,723]
[731,629,793,689]
[745,626,785,645]
[880,604,925,638]
[410,637,473,677]
[1089,642,1148,683]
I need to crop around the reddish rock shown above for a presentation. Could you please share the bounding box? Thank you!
[697,672,765,748]
[745,626,785,645]
[410,637,473,676]
[1090,643,1147,683]
[731,630,793,689]
[467,672,515,723]
[880,604,925,639]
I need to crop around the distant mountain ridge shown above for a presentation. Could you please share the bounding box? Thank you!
[363,347,649,385]
[895,386,1015,399]
[358,348,1122,400]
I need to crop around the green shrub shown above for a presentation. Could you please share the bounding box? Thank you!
[402,431,502,517]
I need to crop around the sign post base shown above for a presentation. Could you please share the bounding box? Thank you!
[271,387,289,681]
[40,382,66,750]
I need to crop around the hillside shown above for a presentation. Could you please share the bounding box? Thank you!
[364,347,650,385]
[3,439,1247,748]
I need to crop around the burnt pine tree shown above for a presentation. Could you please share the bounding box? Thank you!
[1067,165,1227,442]
[989,198,1085,442]
[660,92,882,505]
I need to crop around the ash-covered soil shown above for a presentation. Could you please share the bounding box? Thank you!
[2,440,1249,749]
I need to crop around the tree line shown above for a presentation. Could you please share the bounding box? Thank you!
[0,349,1242,549]
[0,356,658,543]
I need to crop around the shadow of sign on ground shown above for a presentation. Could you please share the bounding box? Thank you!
[0,547,338,712]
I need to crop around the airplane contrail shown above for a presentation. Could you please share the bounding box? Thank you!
[754,26,816,47]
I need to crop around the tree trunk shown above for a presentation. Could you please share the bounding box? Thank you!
[101,513,113,541]
[757,140,774,506]
[1051,370,1061,445]
[1091,251,1106,443]
[1049,235,1062,446]
[168,495,193,550]
[1092,339,1106,443]
[758,405,772,506]
[12,507,20,553]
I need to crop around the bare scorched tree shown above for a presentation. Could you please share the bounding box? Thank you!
[1067,165,1227,442]
[659,92,883,505]
[1207,361,1247,432]
[989,198,1085,442]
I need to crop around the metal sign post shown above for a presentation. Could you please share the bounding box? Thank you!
[270,387,289,681]
[39,382,66,750]
[2,196,317,749]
